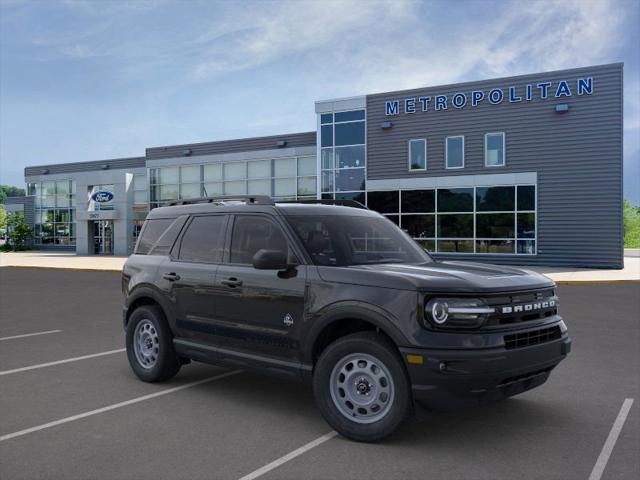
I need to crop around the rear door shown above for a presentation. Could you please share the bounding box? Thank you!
[161,214,228,344]
[212,213,307,361]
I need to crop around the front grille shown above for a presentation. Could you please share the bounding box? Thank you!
[483,288,557,327]
[504,326,561,350]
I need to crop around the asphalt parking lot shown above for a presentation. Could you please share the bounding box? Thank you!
[0,267,638,480]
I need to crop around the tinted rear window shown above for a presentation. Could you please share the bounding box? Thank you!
[135,217,185,255]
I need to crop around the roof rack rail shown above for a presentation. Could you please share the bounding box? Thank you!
[276,199,368,209]
[168,195,274,206]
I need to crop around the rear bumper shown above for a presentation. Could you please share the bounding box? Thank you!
[400,328,571,411]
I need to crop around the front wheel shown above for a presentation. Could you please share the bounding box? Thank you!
[126,305,181,382]
[313,332,411,442]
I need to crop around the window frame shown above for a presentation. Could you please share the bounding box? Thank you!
[445,135,465,169]
[484,132,506,167]
[408,138,427,171]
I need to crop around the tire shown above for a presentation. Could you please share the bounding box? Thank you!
[313,331,411,442]
[126,305,181,382]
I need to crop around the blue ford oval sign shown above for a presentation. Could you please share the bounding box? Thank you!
[91,191,114,203]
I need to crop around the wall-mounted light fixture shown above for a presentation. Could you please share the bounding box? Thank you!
[41,169,49,175]
[277,140,288,148]
[183,148,192,156]
[381,121,393,129]
[555,104,569,113]
[101,164,110,170]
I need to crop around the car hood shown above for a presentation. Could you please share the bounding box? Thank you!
[316,260,554,294]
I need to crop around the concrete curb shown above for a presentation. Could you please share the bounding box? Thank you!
[0,265,122,273]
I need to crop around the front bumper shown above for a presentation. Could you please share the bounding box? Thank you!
[400,323,571,411]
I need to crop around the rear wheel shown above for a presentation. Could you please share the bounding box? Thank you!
[313,331,411,442]
[126,305,181,382]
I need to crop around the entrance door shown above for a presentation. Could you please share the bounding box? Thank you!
[93,220,114,255]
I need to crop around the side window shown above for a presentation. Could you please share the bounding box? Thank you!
[178,215,227,263]
[135,218,173,255]
[230,216,290,265]
[149,216,188,255]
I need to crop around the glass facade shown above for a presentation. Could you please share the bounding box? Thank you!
[320,110,366,204]
[33,180,76,245]
[149,156,317,208]
[366,185,536,255]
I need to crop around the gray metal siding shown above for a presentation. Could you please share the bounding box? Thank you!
[24,157,145,177]
[146,131,317,160]
[366,63,623,268]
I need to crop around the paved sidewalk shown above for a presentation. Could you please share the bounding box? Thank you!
[1,250,639,284]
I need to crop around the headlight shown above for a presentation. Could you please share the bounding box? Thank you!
[424,298,494,329]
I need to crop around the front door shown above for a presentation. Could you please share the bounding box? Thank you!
[212,214,307,360]
[93,220,114,255]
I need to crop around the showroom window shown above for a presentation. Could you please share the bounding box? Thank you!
[408,139,427,171]
[485,132,505,167]
[445,136,464,169]
[32,179,76,246]
[320,109,366,204]
[365,184,536,255]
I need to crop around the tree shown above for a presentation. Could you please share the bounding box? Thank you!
[0,185,26,204]
[0,205,6,232]
[5,212,32,250]
[623,199,640,248]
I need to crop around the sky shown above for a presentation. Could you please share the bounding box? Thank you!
[1,0,639,203]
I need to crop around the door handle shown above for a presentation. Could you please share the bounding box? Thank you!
[163,272,181,281]
[220,277,243,288]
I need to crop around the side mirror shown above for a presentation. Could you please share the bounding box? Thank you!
[252,249,294,270]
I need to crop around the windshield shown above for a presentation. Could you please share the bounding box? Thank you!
[285,214,433,266]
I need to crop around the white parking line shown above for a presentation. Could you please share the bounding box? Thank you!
[0,370,242,442]
[0,330,62,341]
[0,348,126,376]
[588,398,635,480]
[238,431,338,480]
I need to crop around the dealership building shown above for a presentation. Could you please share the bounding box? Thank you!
[12,63,623,267]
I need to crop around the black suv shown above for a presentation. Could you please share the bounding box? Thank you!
[122,196,570,442]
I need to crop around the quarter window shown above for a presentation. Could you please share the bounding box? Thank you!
[409,139,427,171]
[178,215,227,263]
[445,136,464,169]
[136,218,174,255]
[485,133,505,167]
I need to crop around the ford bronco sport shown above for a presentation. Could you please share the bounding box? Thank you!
[122,196,571,442]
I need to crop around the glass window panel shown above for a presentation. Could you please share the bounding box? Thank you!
[367,191,399,214]
[335,122,365,146]
[224,162,246,181]
[335,168,365,192]
[321,149,334,170]
[70,181,76,194]
[335,145,365,169]
[159,184,179,200]
[517,240,536,255]
[149,168,159,185]
[485,133,505,166]
[320,113,333,124]
[437,239,473,253]
[224,180,246,195]
[43,196,56,207]
[401,190,435,213]
[274,158,296,177]
[56,195,70,207]
[248,179,271,195]
[321,124,333,147]
[204,164,222,182]
[437,188,473,212]
[203,182,223,196]
[517,212,536,238]
[134,190,147,204]
[274,178,296,197]
[476,240,515,253]
[180,165,200,183]
[297,177,317,196]
[297,156,317,176]
[180,183,201,199]
[409,139,426,170]
[179,215,227,263]
[438,214,474,237]
[518,185,536,211]
[321,171,334,193]
[159,167,179,184]
[247,160,271,179]
[55,181,69,195]
[335,110,365,122]
[476,213,515,238]
[335,191,365,204]
[415,239,435,252]
[55,209,69,223]
[321,193,334,200]
[133,175,146,191]
[446,136,464,168]
[230,216,289,265]
[476,186,514,212]
[385,215,400,226]
[401,215,435,238]
[43,182,56,195]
